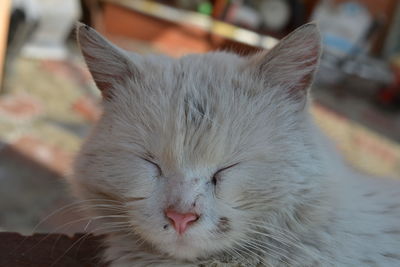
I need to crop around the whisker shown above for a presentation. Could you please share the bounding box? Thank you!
[231,240,265,265]
[23,215,132,254]
[227,246,254,266]
[227,247,253,266]
[125,197,148,203]
[244,219,300,241]
[245,227,298,248]
[243,238,292,265]
[78,204,127,210]
[49,225,132,267]
[30,199,122,233]
[244,228,309,255]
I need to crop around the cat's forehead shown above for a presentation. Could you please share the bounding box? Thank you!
[178,52,243,69]
[109,51,304,169]
[120,53,250,168]
[139,52,244,83]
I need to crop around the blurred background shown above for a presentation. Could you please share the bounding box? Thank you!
[1,0,400,235]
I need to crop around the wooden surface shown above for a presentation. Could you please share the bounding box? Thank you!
[0,0,11,87]
[0,232,107,267]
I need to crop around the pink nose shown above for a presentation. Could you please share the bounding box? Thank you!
[165,210,199,234]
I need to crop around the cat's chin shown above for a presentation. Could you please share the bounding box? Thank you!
[167,244,204,260]
[150,232,221,261]
[158,235,210,260]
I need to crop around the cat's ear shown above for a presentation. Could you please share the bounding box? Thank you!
[247,23,321,102]
[76,23,140,99]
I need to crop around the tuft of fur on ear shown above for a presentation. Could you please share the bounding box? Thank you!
[76,23,140,99]
[248,23,321,102]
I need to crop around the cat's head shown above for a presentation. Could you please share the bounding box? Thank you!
[73,23,323,261]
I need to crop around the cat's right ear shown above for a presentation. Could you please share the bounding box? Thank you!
[245,23,321,105]
[76,23,140,99]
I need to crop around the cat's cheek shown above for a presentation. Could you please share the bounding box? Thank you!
[132,176,158,197]
[214,177,243,204]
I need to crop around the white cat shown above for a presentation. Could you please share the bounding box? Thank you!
[71,23,400,266]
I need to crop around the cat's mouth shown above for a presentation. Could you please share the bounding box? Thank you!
[154,218,233,260]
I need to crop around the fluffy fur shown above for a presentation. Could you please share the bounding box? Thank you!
[71,23,400,266]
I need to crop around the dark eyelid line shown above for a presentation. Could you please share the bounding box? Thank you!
[140,156,162,175]
[140,156,156,165]
[215,162,240,175]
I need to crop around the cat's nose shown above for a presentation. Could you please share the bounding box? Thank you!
[165,209,199,235]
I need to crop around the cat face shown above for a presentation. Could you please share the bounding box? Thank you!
[73,23,322,260]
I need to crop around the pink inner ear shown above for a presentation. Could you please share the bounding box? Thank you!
[80,45,115,100]
[94,81,114,100]
[292,50,320,92]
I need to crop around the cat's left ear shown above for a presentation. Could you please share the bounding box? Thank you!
[247,23,321,102]
[76,23,140,99]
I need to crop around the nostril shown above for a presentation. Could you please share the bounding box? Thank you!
[165,210,199,234]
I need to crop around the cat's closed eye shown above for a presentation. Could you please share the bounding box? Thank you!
[211,163,239,185]
[140,157,162,177]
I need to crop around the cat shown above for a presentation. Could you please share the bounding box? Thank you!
[71,22,400,266]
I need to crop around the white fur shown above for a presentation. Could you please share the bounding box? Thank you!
[71,23,400,266]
